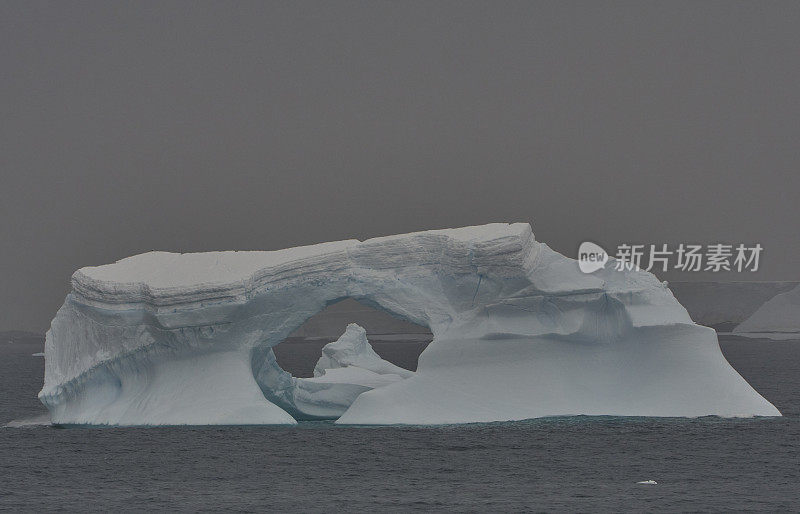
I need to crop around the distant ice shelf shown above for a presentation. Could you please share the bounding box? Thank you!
[733,283,800,339]
[39,222,780,425]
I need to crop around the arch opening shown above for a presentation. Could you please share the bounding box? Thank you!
[252,298,433,421]
[273,298,432,377]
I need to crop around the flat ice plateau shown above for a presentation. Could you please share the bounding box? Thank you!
[39,222,780,425]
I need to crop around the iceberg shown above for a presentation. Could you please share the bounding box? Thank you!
[733,284,800,339]
[39,222,780,425]
[312,323,414,379]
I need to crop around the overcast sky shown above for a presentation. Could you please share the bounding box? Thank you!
[2,1,799,331]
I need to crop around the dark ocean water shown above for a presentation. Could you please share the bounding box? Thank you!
[1,336,799,512]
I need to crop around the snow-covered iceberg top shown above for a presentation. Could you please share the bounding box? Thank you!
[40,222,780,425]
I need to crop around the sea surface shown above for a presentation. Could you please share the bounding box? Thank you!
[1,335,798,512]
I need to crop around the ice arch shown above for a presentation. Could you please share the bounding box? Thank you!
[39,223,780,425]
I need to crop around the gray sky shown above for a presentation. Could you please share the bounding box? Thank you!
[2,1,799,332]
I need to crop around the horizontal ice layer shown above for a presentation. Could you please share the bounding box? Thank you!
[733,284,800,338]
[39,222,780,425]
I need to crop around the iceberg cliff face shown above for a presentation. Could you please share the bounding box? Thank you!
[39,223,780,425]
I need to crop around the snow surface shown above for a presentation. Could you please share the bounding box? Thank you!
[733,284,800,338]
[39,222,780,425]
